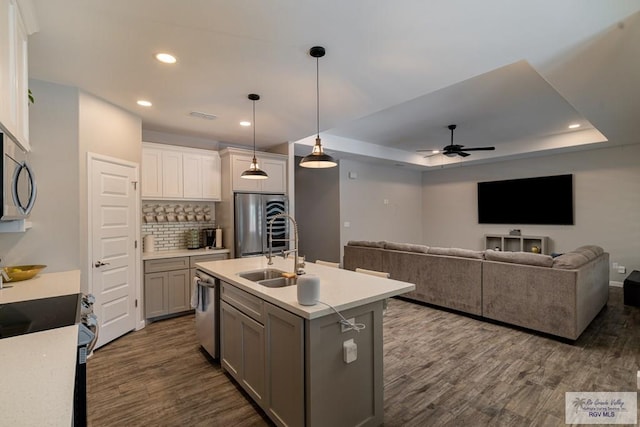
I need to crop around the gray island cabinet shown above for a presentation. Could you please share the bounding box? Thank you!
[198,257,414,427]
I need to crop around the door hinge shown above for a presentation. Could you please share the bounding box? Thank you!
[135,240,138,249]
[132,181,138,190]
[135,299,138,308]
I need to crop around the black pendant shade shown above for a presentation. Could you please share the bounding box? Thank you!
[300,46,337,169]
[241,93,268,179]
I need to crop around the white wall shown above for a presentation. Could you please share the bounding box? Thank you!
[421,144,640,282]
[0,80,81,272]
[78,91,141,284]
[339,159,423,249]
[0,80,142,291]
[142,129,219,151]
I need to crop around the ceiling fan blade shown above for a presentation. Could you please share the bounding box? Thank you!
[460,146,495,151]
[458,151,471,157]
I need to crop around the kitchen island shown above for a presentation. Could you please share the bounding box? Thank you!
[196,257,415,427]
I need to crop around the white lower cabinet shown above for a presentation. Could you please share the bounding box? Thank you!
[220,281,303,427]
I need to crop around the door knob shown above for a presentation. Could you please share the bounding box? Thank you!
[94,260,110,267]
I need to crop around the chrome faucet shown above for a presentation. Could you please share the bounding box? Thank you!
[267,213,304,276]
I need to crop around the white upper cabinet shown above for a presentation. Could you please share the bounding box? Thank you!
[201,154,221,200]
[0,0,34,151]
[182,153,202,199]
[141,147,164,198]
[161,150,183,199]
[142,142,221,201]
[224,148,287,194]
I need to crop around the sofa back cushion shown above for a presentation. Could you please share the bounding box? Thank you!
[384,241,429,253]
[574,245,604,260]
[485,249,554,267]
[552,252,590,269]
[346,240,386,249]
[428,247,485,259]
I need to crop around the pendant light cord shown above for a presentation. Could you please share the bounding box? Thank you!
[253,99,257,158]
[316,55,320,138]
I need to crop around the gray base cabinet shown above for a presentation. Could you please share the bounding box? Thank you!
[220,281,382,427]
[144,253,229,319]
[265,303,304,426]
[305,301,383,427]
[221,300,266,406]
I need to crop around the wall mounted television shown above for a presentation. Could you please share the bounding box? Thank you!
[477,174,574,225]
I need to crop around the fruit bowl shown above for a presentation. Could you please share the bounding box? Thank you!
[3,265,47,282]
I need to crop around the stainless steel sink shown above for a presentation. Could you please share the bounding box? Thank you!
[257,276,296,288]
[238,268,287,282]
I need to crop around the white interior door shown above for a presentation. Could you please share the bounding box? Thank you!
[90,155,139,348]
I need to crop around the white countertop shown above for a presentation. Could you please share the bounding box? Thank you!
[0,269,81,303]
[0,325,78,426]
[195,257,415,320]
[142,247,230,260]
[0,270,82,426]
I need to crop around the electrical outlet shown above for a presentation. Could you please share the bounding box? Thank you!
[341,318,356,332]
[613,262,619,269]
[618,266,626,274]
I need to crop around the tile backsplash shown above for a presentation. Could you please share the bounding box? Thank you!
[142,201,216,251]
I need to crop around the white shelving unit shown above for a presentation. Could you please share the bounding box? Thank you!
[485,234,548,254]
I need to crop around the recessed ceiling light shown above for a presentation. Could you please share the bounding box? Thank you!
[240,121,251,127]
[432,150,440,154]
[137,100,152,107]
[568,123,581,129]
[155,53,177,64]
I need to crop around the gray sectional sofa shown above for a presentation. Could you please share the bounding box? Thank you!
[343,241,610,340]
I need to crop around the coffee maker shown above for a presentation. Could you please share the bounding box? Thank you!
[203,228,216,248]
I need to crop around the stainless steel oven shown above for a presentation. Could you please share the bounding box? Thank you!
[1,133,36,220]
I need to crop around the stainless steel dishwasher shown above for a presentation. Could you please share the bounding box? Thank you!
[194,269,219,359]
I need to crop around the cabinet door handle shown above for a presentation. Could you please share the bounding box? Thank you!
[94,260,110,268]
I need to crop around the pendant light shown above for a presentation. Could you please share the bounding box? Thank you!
[241,93,268,179]
[299,46,337,168]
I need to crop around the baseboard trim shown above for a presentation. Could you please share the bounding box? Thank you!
[610,281,623,288]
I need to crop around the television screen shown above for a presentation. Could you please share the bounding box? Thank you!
[477,174,573,225]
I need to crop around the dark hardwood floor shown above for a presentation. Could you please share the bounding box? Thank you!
[87,287,639,426]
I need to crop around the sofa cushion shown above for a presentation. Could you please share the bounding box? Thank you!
[484,249,554,267]
[346,240,386,249]
[552,252,590,269]
[428,247,485,259]
[384,241,429,253]
[574,245,604,260]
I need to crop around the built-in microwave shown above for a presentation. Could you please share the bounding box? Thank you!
[1,133,36,220]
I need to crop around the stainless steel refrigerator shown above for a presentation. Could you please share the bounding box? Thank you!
[234,193,289,258]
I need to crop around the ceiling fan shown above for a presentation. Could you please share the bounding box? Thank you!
[418,124,495,158]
